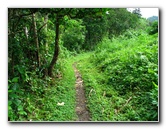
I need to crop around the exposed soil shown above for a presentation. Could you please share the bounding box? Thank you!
[73,62,90,121]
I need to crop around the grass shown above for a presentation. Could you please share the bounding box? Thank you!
[76,56,127,121]
[37,58,78,121]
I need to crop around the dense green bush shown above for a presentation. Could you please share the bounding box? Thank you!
[62,19,86,52]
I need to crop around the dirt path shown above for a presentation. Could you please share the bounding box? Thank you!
[73,62,90,121]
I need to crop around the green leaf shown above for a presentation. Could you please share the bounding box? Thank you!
[18,105,23,111]
[13,83,19,90]
[8,80,12,83]
[9,93,18,99]
[8,101,12,106]
[8,90,12,93]
[12,77,19,83]
[152,81,158,88]
[19,111,27,115]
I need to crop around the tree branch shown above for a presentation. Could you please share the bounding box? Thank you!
[38,22,48,32]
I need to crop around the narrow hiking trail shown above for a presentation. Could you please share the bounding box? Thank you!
[73,62,90,121]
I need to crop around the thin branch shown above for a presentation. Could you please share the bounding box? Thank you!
[38,22,48,32]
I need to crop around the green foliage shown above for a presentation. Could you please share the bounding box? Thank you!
[8,64,77,121]
[81,8,140,50]
[147,21,158,35]
[83,16,107,50]
[106,8,140,38]
[62,19,86,52]
[77,31,158,121]
[8,77,26,121]
[8,32,78,121]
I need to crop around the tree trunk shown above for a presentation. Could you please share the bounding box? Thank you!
[43,14,48,76]
[32,13,40,68]
[48,15,60,77]
[44,14,48,55]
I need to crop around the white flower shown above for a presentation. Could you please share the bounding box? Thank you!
[57,102,65,106]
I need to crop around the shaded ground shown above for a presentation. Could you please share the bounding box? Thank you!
[73,62,90,121]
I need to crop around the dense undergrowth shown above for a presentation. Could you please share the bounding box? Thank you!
[8,48,77,121]
[77,32,158,121]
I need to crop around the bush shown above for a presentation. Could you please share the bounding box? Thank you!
[62,19,86,52]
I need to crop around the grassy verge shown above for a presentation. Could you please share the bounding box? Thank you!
[38,58,78,121]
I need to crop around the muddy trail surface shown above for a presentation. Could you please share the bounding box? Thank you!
[73,62,90,121]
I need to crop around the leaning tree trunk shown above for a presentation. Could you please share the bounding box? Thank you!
[32,13,40,68]
[48,15,60,77]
